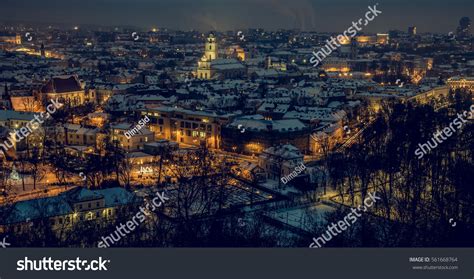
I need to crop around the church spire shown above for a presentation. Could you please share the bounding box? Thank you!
[1,83,12,110]
[3,83,9,100]
[40,42,45,58]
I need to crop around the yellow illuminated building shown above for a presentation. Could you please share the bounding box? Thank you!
[196,34,245,80]
[204,33,218,60]
[338,36,351,45]
[141,107,233,149]
[13,46,64,59]
[376,33,389,44]
[197,34,218,80]
[356,36,373,45]
[322,58,350,72]
[226,45,245,61]
[355,34,389,46]
[447,77,474,91]
[197,55,213,80]
[0,34,21,45]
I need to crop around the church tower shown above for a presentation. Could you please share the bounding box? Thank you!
[204,34,218,61]
[2,83,12,110]
[197,34,218,79]
[350,38,357,59]
[40,43,45,58]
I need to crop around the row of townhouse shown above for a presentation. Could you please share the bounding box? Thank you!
[50,123,155,153]
[136,106,347,156]
[0,187,140,238]
[137,107,315,155]
[0,111,157,159]
[0,107,338,159]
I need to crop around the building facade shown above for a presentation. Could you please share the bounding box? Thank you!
[110,123,155,151]
[447,77,474,92]
[40,75,86,107]
[222,117,310,155]
[0,33,21,44]
[141,107,234,149]
[196,34,246,80]
[0,187,139,237]
[258,144,305,181]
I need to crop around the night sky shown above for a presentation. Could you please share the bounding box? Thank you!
[1,0,473,33]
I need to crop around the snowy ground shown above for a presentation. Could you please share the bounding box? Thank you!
[265,203,336,232]
[259,179,301,196]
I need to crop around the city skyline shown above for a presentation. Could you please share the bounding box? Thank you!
[1,0,474,277]
[0,0,473,33]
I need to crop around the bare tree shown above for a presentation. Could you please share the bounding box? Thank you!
[29,147,46,190]
[118,156,133,189]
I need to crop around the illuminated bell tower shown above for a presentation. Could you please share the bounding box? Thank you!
[197,55,212,80]
[197,34,217,79]
[204,34,218,61]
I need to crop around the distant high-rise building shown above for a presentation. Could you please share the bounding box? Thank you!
[408,26,417,36]
[456,17,471,38]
